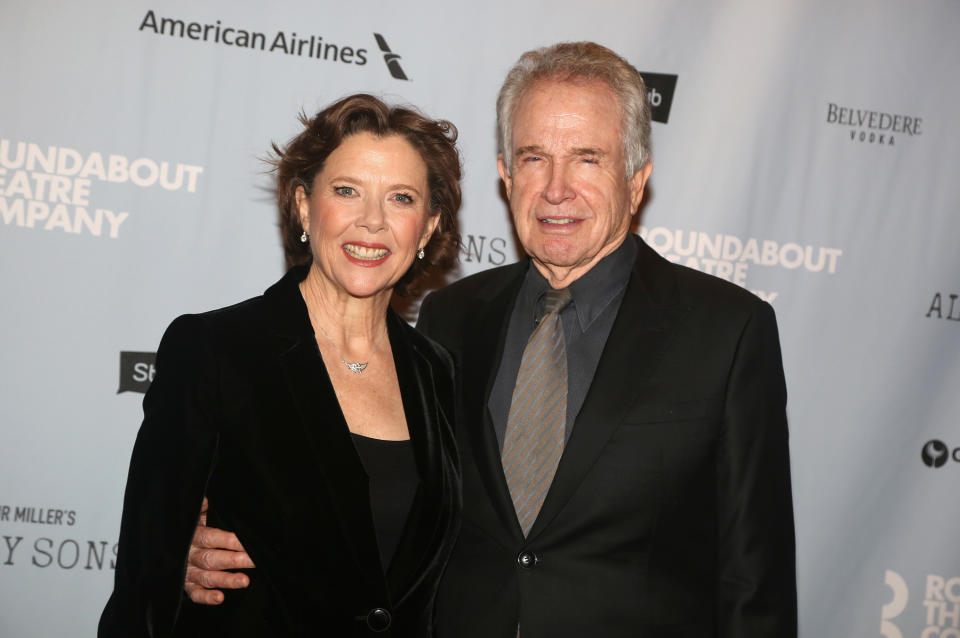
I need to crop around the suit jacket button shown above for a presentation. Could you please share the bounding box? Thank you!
[366,607,392,632]
[517,550,539,568]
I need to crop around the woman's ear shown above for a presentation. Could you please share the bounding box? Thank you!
[295,184,310,234]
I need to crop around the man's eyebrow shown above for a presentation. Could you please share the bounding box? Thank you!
[569,147,604,158]
[513,146,606,158]
[514,145,547,157]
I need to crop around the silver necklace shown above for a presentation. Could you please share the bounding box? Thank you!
[315,321,388,374]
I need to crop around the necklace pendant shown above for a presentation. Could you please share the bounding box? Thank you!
[344,361,368,374]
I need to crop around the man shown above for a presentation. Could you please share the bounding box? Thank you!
[186,42,797,637]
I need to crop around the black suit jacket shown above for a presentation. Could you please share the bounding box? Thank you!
[418,236,796,638]
[100,267,461,637]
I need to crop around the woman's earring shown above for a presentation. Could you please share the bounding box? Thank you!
[300,231,308,244]
[417,248,425,260]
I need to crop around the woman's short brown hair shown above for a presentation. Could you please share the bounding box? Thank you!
[272,94,462,296]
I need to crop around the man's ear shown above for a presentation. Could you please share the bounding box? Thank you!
[628,161,653,215]
[497,154,513,199]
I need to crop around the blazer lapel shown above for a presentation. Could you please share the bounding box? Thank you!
[459,263,528,540]
[264,269,387,598]
[384,313,445,600]
[527,237,691,540]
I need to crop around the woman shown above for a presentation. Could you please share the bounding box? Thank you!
[99,94,462,637]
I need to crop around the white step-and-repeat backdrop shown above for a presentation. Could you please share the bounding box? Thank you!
[2,1,958,636]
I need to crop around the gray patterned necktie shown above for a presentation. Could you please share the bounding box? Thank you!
[501,287,572,537]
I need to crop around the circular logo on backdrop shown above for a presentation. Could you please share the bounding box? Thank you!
[922,440,949,468]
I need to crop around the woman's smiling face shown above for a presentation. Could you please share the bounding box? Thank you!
[297,132,439,300]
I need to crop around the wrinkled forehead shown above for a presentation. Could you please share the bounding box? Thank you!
[511,77,625,142]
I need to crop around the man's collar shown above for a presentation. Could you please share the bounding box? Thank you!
[523,236,637,331]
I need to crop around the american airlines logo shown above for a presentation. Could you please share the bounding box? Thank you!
[136,13,411,81]
[374,33,408,80]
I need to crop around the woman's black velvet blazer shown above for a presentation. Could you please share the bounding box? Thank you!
[99,266,461,637]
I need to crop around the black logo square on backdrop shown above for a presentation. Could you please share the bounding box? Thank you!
[639,72,678,124]
[118,352,157,394]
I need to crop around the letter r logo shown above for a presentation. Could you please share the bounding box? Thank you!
[880,570,908,638]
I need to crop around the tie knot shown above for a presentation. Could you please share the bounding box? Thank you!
[542,287,572,316]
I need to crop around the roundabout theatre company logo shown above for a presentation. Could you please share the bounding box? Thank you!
[881,569,960,638]
[0,139,203,239]
[638,225,842,304]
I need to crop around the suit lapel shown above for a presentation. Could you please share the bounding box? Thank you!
[384,313,445,600]
[264,269,387,598]
[459,263,528,540]
[527,238,690,540]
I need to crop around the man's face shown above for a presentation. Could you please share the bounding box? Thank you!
[499,79,652,287]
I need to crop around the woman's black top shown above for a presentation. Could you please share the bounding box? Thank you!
[351,433,420,569]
